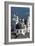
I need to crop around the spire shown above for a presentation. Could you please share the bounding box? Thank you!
[14,13,16,16]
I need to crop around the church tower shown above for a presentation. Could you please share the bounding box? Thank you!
[27,16,30,32]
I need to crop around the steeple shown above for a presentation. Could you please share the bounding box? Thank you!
[14,13,16,16]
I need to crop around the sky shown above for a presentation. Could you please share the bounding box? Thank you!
[11,7,30,20]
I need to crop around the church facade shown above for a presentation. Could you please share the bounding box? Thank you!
[11,14,30,35]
